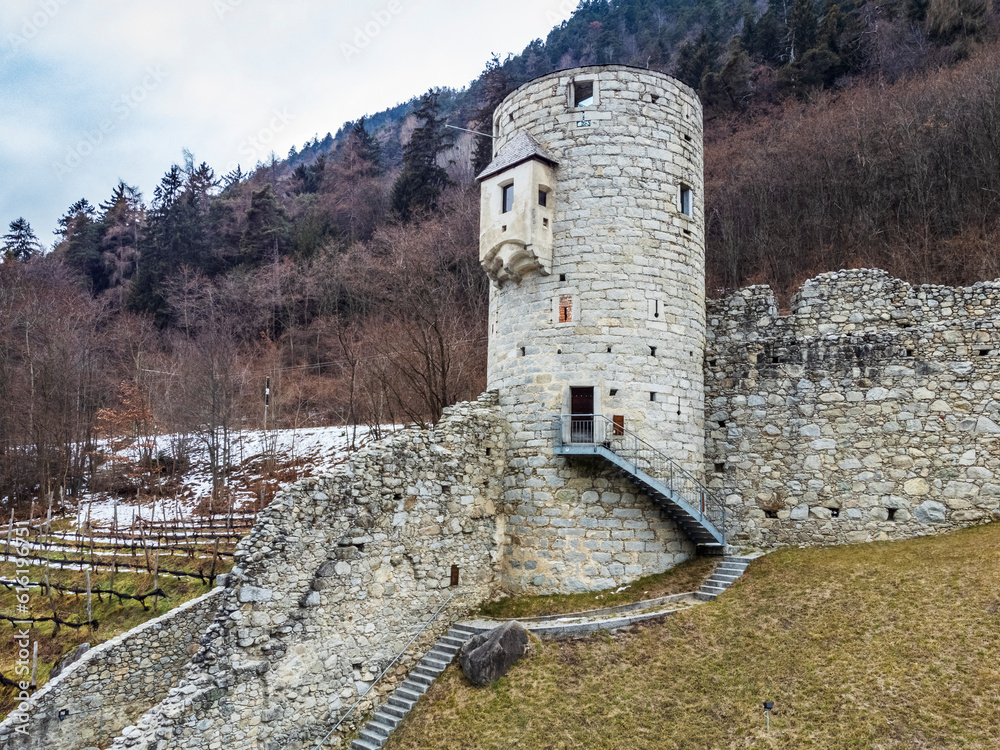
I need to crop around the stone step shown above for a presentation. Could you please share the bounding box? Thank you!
[420,656,450,672]
[359,728,388,747]
[439,635,467,649]
[700,585,727,596]
[350,739,379,750]
[708,573,742,583]
[381,703,408,720]
[705,577,737,588]
[724,556,756,563]
[368,718,396,737]
[387,695,416,712]
[414,664,443,680]
[450,623,478,636]
[396,684,424,702]
[372,711,400,729]
[409,672,435,687]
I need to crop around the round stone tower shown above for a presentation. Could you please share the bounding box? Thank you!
[478,65,707,593]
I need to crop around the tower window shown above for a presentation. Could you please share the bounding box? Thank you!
[559,273,566,282]
[650,392,657,402]
[502,183,514,213]
[650,346,657,357]
[573,80,594,108]
[538,189,548,207]
[680,185,693,217]
[558,294,573,323]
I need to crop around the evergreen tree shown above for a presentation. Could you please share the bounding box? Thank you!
[54,199,106,291]
[788,0,819,61]
[674,31,722,89]
[391,91,454,221]
[99,182,144,301]
[240,185,289,265]
[129,162,216,322]
[2,218,40,261]
[349,118,383,175]
[471,54,517,176]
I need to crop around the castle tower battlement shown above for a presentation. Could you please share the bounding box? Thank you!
[479,66,708,592]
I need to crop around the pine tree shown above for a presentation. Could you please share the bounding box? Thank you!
[788,0,819,62]
[471,54,516,176]
[391,91,454,221]
[348,118,383,176]
[54,199,106,291]
[240,185,288,265]
[2,218,40,261]
[100,182,144,303]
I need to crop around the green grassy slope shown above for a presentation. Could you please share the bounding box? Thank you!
[386,523,1000,749]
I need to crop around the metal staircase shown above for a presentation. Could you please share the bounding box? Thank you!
[552,415,726,547]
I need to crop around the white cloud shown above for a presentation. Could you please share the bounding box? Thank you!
[0,0,574,239]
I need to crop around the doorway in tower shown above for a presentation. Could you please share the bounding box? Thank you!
[570,387,595,443]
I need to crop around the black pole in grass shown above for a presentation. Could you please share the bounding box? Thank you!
[763,701,774,731]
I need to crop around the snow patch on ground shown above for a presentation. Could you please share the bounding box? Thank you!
[75,424,395,528]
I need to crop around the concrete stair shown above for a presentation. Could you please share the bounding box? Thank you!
[695,555,753,601]
[349,623,476,750]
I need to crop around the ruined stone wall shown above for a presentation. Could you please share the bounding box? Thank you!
[109,394,507,750]
[707,269,1000,546]
[0,587,223,750]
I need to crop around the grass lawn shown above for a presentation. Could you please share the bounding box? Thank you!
[478,556,716,619]
[0,558,230,719]
[386,523,1000,749]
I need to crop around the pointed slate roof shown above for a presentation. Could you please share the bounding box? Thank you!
[476,131,559,182]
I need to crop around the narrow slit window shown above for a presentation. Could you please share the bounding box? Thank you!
[650,346,657,357]
[609,388,618,397]
[502,183,514,213]
[558,294,573,323]
[679,185,693,217]
[450,565,460,587]
[650,392,657,402]
[538,189,548,207]
[714,462,725,473]
[559,273,566,282]
[887,508,897,521]
[574,80,594,107]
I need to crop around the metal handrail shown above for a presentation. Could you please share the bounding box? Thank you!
[553,414,726,542]
[312,591,468,749]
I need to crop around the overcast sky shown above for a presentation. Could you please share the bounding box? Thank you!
[0,0,574,245]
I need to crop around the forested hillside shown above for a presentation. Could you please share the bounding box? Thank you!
[1,0,997,514]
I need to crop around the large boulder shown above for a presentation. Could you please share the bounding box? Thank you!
[459,622,529,686]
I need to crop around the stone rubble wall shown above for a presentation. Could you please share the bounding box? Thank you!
[707,269,1000,546]
[108,394,507,750]
[0,587,224,750]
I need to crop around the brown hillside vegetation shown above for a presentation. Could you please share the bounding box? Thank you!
[705,44,1000,301]
[385,522,1000,750]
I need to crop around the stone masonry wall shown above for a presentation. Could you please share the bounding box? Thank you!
[108,394,507,750]
[0,587,224,750]
[707,269,1000,546]
[485,66,705,592]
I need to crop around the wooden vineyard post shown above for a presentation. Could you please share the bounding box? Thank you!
[5,510,13,562]
[85,569,93,632]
